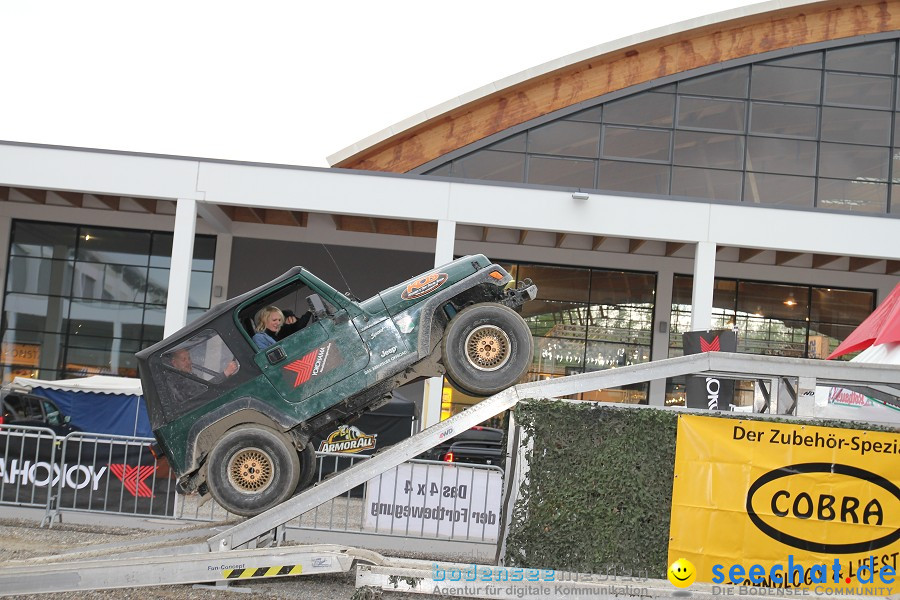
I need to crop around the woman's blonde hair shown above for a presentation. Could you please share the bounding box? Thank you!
[254,306,284,332]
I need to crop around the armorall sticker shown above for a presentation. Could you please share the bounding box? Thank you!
[318,425,377,453]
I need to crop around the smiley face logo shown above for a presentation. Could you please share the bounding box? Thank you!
[668,558,696,588]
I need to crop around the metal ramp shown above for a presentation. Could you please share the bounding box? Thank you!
[2,352,900,595]
[1,545,364,596]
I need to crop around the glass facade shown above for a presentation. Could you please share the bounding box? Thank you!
[426,39,900,216]
[1,221,216,383]
[441,261,656,419]
[666,276,875,406]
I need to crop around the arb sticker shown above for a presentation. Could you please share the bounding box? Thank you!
[401,272,448,300]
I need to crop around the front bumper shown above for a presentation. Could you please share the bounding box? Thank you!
[501,278,538,308]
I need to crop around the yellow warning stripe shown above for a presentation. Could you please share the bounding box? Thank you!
[223,565,302,579]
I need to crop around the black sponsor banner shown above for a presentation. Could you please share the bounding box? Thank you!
[683,329,736,410]
[0,431,176,516]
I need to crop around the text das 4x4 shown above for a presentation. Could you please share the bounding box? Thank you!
[404,480,468,499]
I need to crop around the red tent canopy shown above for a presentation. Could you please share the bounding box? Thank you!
[828,283,900,359]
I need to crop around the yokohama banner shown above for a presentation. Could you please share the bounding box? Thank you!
[682,329,736,410]
[0,427,176,516]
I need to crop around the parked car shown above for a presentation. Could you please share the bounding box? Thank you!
[420,425,505,466]
[439,440,504,466]
[0,388,81,436]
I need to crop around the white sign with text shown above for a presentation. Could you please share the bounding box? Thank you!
[363,462,502,541]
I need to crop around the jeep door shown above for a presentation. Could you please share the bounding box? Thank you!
[247,280,370,409]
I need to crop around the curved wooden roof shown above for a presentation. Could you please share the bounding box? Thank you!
[331,0,900,173]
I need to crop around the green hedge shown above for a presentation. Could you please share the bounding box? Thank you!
[503,401,677,577]
[502,400,897,578]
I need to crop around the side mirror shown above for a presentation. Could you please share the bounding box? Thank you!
[307,293,331,320]
[308,293,350,324]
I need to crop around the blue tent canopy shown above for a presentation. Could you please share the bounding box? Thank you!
[11,375,151,438]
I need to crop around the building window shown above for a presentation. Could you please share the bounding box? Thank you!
[426,37,900,216]
[665,275,875,407]
[1,221,216,383]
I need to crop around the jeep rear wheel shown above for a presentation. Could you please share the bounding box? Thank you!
[207,425,300,517]
[296,442,317,492]
[442,303,534,396]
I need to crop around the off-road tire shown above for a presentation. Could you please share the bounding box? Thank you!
[207,424,301,517]
[442,303,533,397]
[296,442,317,492]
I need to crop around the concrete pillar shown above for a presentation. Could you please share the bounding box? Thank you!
[690,241,716,331]
[422,219,457,428]
[211,233,233,306]
[164,198,197,337]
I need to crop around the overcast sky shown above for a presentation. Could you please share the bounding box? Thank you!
[1,0,760,168]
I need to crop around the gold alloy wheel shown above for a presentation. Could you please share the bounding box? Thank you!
[228,447,273,493]
[464,325,511,372]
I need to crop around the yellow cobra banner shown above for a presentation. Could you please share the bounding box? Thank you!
[669,414,900,593]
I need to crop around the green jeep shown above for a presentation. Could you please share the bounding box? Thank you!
[135,255,536,516]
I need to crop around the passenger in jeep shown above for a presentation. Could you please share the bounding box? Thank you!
[252,306,284,349]
[252,305,311,349]
[170,348,238,378]
[170,348,194,373]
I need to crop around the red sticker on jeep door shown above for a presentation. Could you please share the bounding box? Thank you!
[401,272,448,300]
[283,342,344,388]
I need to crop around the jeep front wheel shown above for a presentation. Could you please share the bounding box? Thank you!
[207,425,301,517]
[442,303,534,397]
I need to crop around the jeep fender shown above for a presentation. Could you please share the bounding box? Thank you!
[182,397,305,477]
[407,267,512,359]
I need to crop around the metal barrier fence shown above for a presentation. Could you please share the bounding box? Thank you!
[49,432,177,522]
[175,453,505,544]
[0,426,177,525]
[0,425,503,545]
[0,424,59,523]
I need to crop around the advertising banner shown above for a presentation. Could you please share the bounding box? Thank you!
[0,430,176,516]
[669,415,900,593]
[682,330,736,410]
[364,462,501,541]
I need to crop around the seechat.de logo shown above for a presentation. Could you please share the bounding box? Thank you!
[746,463,900,554]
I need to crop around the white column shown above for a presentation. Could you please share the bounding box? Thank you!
[648,269,675,406]
[690,241,717,331]
[433,219,456,267]
[422,219,457,428]
[164,198,197,337]
[211,233,233,306]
